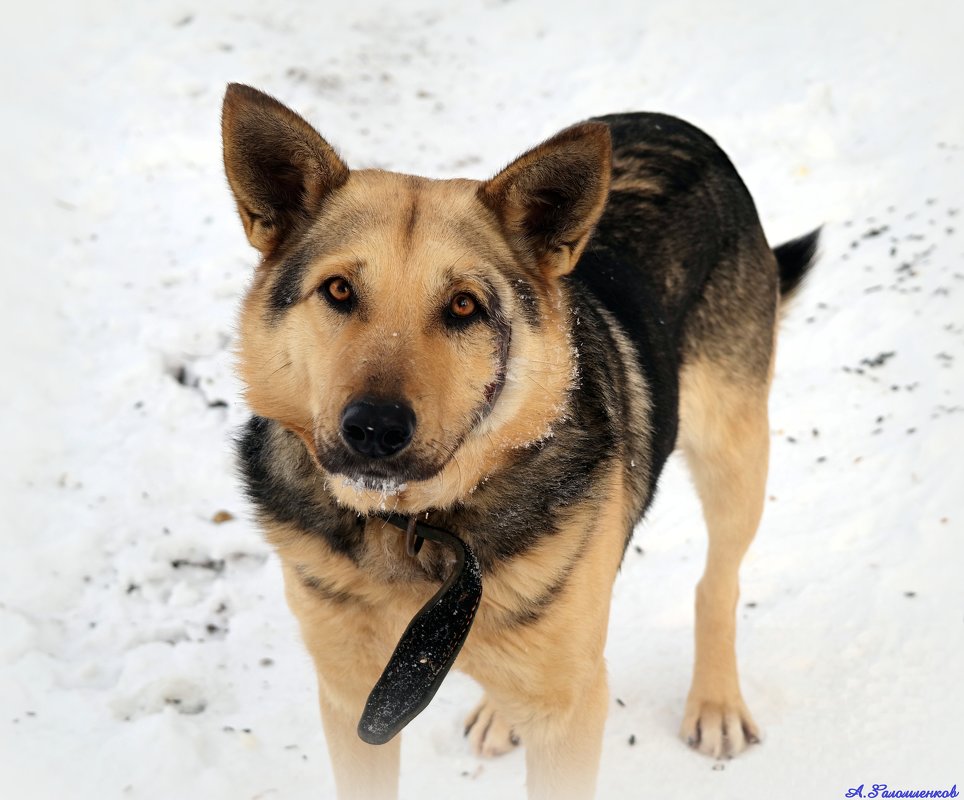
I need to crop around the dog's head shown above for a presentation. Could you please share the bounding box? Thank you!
[223,84,611,513]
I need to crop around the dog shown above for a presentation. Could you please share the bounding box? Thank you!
[221,83,818,800]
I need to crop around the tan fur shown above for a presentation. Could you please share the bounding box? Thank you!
[237,171,579,516]
[277,459,627,800]
[676,356,772,758]
[460,462,627,800]
[464,698,518,757]
[222,85,794,799]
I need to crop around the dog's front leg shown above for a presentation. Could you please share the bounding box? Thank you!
[283,566,401,800]
[519,663,609,800]
[317,688,400,800]
[470,467,626,799]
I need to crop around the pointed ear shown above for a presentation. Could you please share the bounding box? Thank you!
[221,84,349,255]
[478,122,611,278]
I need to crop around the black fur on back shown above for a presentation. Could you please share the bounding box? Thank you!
[574,112,775,473]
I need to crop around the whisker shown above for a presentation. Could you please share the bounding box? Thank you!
[257,349,290,369]
[525,375,552,395]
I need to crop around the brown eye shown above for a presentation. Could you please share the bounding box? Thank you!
[449,293,477,318]
[323,276,354,307]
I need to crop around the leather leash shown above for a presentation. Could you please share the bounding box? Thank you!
[357,513,483,745]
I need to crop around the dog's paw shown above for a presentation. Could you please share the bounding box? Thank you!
[680,695,760,759]
[464,698,520,758]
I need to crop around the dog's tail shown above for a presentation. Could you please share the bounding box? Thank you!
[774,227,821,300]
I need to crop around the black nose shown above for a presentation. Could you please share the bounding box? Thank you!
[340,398,416,458]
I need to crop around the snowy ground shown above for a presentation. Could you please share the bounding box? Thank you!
[1,1,963,798]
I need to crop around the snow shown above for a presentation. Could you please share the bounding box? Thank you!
[1,0,962,797]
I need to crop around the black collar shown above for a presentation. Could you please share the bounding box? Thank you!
[357,513,483,745]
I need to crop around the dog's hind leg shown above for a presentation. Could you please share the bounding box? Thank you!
[676,349,772,759]
[464,696,520,757]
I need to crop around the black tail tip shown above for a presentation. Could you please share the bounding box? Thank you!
[775,227,821,298]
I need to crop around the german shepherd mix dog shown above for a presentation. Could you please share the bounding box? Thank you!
[222,84,818,799]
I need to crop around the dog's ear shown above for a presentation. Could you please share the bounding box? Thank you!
[478,122,611,278]
[221,84,349,255]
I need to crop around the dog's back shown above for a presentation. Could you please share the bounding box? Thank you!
[575,112,816,513]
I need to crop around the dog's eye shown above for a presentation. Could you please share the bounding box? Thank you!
[448,293,478,320]
[321,276,354,310]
